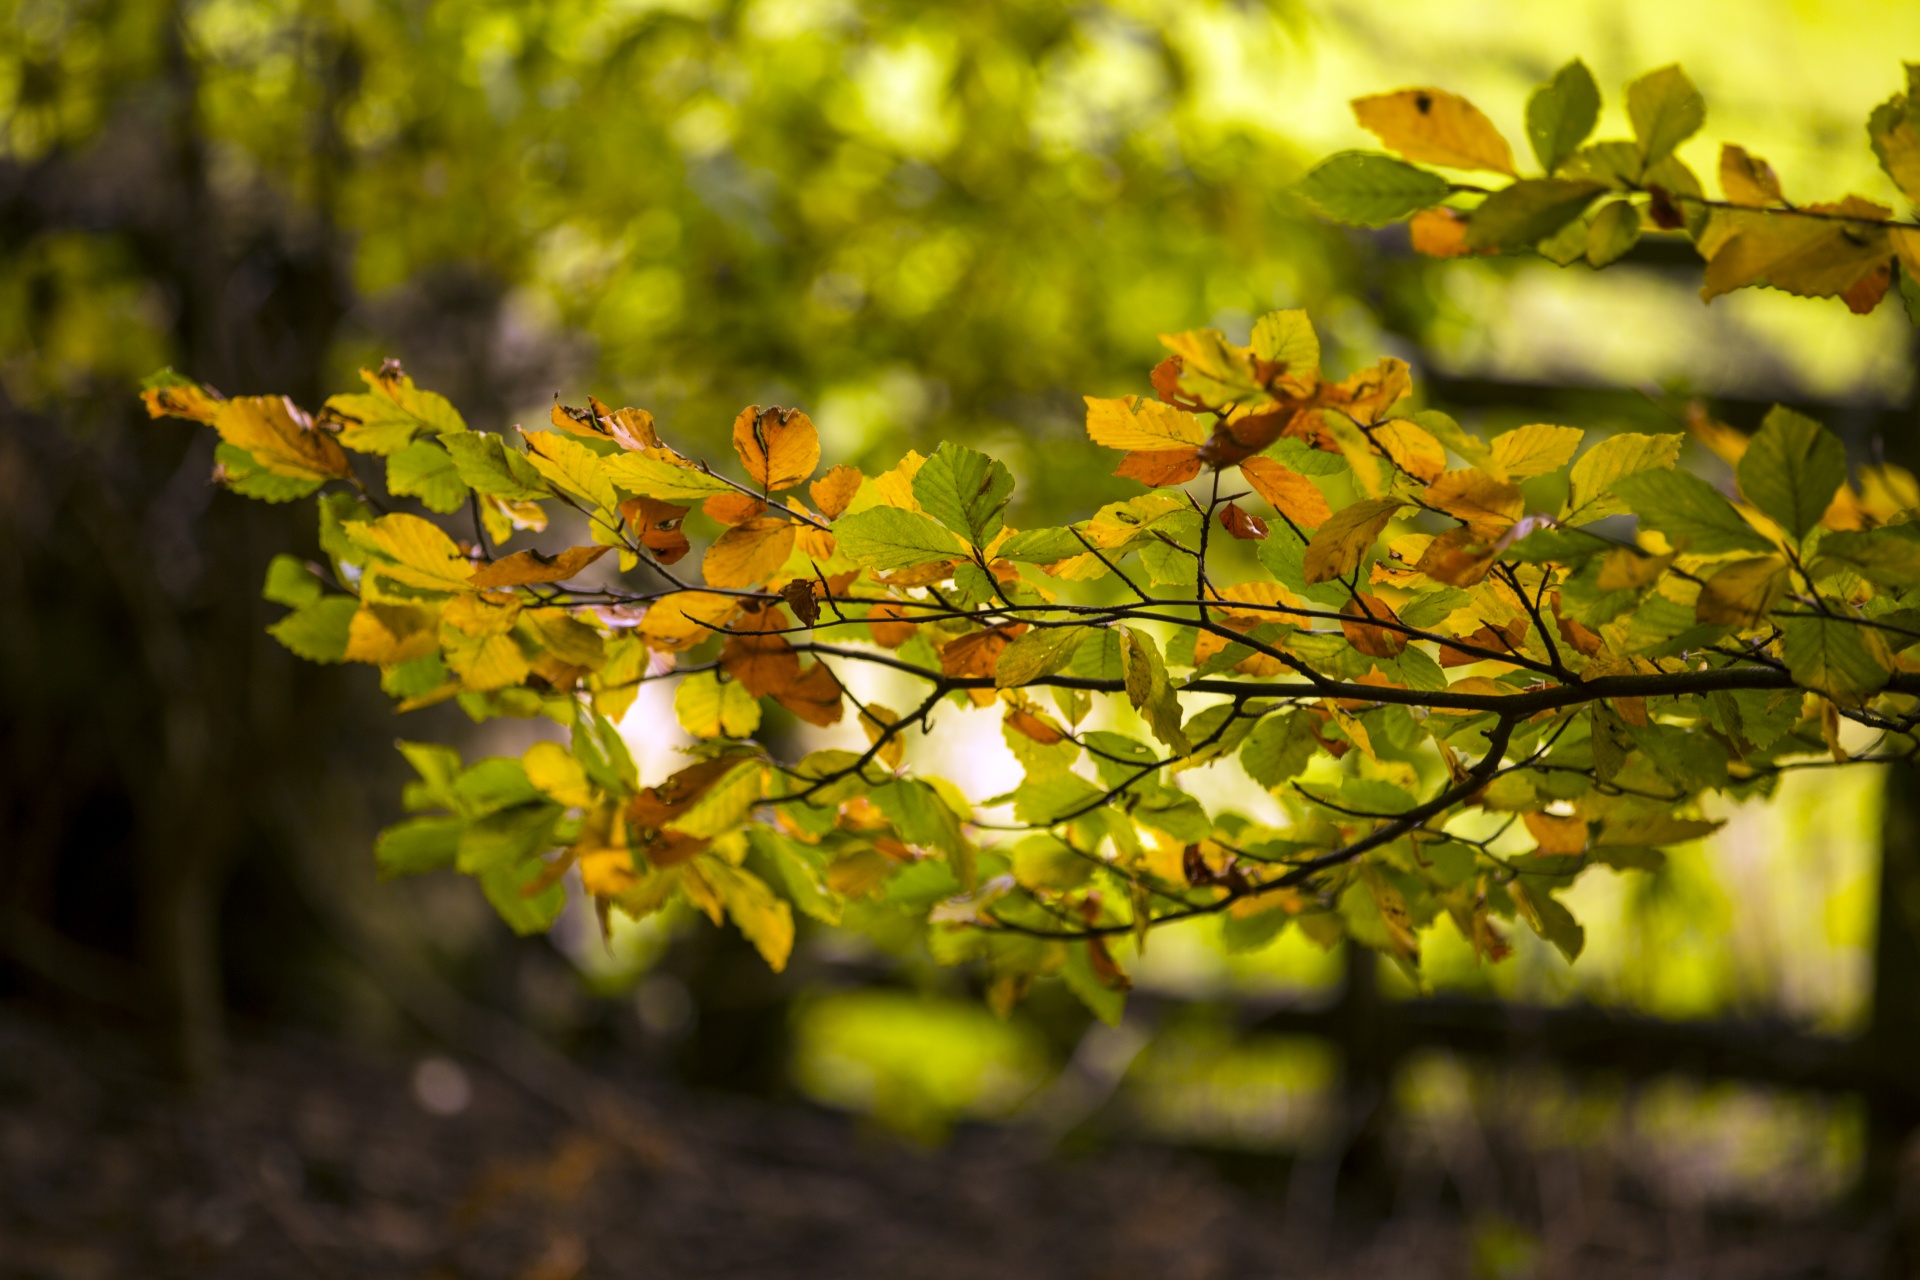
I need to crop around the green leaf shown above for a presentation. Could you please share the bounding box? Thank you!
[998,526,1088,563]
[387,439,469,514]
[1012,771,1104,825]
[1781,614,1892,705]
[834,506,966,570]
[1465,179,1607,251]
[267,595,357,662]
[1526,59,1601,174]
[1061,943,1127,1026]
[1509,880,1584,963]
[262,554,323,607]
[1626,64,1705,167]
[522,431,617,510]
[457,804,561,874]
[912,441,1014,548]
[1120,627,1189,754]
[215,442,324,503]
[441,431,551,501]
[1239,711,1317,790]
[1294,151,1450,227]
[478,856,566,936]
[1610,469,1773,555]
[375,816,462,878]
[1814,527,1920,587]
[995,625,1092,687]
[1735,406,1847,541]
[1250,309,1320,381]
[601,452,736,502]
[1585,199,1641,267]
[703,860,795,972]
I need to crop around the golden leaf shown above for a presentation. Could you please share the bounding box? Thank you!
[703,517,798,588]
[1115,448,1203,488]
[1718,143,1784,207]
[639,591,740,650]
[1694,555,1788,626]
[1302,497,1405,585]
[1084,395,1209,451]
[1374,420,1448,483]
[809,464,864,519]
[1489,424,1582,480]
[1522,811,1589,855]
[1239,456,1333,528]
[213,396,352,480]
[1423,469,1523,529]
[1352,87,1516,175]
[470,544,611,589]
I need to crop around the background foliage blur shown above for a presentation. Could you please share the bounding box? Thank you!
[4,0,1918,1193]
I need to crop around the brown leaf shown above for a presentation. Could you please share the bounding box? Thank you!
[781,579,821,627]
[1414,525,1498,587]
[1340,594,1408,658]
[470,544,613,588]
[1844,260,1893,314]
[1217,501,1269,541]
[1239,456,1333,528]
[941,624,1026,706]
[1149,355,1189,406]
[771,661,844,726]
[1438,619,1526,667]
[1115,448,1203,488]
[866,601,916,648]
[629,757,750,829]
[621,496,692,564]
[720,606,802,697]
[1423,469,1523,529]
[731,405,820,491]
[809,464,863,519]
[1197,409,1297,468]
[213,396,353,480]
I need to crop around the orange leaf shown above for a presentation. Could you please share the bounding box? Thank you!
[142,381,221,424]
[1413,525,1498,587]
[1318,358,1412,426]
[1115,448,1203,487]
[1006,707,1066,745]
[772,661,844,726]
[731,405,820,491]
[809,464,863,519]
[1339,594,1407,658]
[1438,619,1526,667]
[1238,456,1333,528]
[703,517,797,589]
[1409,207,1473,258]
[1523,811,1589,855]
[621,496,692,564]
[1217,501,1269,540]
[469,544,612,588]
[940,624,1026,705]
[703,492,767,525]
[1845,260,1893,314]
[213,395,353,480]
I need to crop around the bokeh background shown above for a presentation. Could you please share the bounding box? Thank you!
[6,1,1920,1276]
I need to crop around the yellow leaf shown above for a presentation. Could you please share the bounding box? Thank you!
[1215,580,1299,622]
[522,431,618,510]
[1694,555,1788,626]
[1302,497,1405,585]
[212,396,352,480]
[1423,469,1523,529]
[873,450,928,511]
[353,513,475,591]
[1701,200,1892,303]
[1084,395,1208,451]
[1373,420,1447,483]
[1352,87,1516,176]
[702,860,794,972]
[1719,143,1784,207]
[703,517,798,588]
[1318,412,1394,498]
[1489,424,1582,480]
[1238,457,1333,529]
[343,603,437,664]
[809,464,863,519]
[731,405,820,491]
[441,630,529,690]
[640,591,741,649]
[1595,548,1673,592]
[524,742,594,807]
[1158,329,1264,406]
[674,670,762,739]
[1563,432,1683,525]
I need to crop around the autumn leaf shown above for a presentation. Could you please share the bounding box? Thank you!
[1217,502,1269,540]
[865,601,916,648]
[771,661,844,726]
[1374,420,1448,483]
[639,590,740,649]
[1339,595,1407,658]
[1694,555,1788,626]
[1303,498,1405,584]
[1115,448,1202,487]
[704,492,768,525]
[470,544,612,588]
[1409,207,1474,258]
[1239,456,1333,528]
[809,464,863,519]
[1424,469,1523,529]
[213,396,353,481]
[1085,395,1208,452]
[720,606,802,697]
[621,496,692,563]
[1720,143,1785,207]
[731,405,820,491]
[1353,87,1516,175]
[1490,424,1583,479]
[704,517,798,588]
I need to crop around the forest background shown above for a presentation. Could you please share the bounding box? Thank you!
[6,0,1920,1275]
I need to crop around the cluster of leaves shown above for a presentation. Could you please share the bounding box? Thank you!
[1297,61,1920,317]
[145,298,1920,1021]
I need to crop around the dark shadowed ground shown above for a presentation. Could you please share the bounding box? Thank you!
[0,1005,1888,1280]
